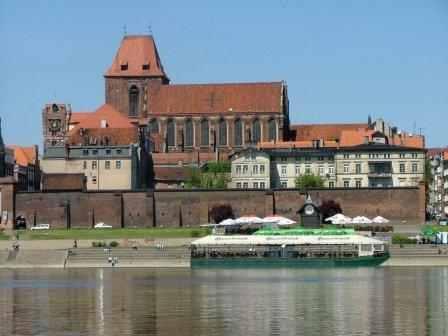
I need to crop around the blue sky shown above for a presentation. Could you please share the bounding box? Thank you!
[1,0,447,148]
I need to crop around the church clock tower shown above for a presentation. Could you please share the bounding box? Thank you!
[42,103,71,153]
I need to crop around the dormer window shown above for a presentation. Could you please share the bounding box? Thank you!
[120,63,128,71]
[142,63,150,70]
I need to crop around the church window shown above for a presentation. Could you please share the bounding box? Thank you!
[268,118,277,141]
[142,63,150,70]
[218,118,227,146]
[129,85,139,117]
[166,119,175,147]
[121,63,128,71]
[201,119,209,146]
[234,118,243,146]
[149,119,159,134]
[252,119,261,143]
[185,119,194,147]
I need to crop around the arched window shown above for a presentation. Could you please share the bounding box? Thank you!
[129,85,139,117]
[252,119,261,143]
[166,119,175,147]
[268,118,277,141]
[218,118,227,146]
[234,118,243,146]
[185,118,193,147]
[149,119,159,134]
[200,119,209,146]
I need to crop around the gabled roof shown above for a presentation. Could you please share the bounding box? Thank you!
[147,82,284,115]
[105,35,168,79]
[7,145,37,166]
[70,104,135,129]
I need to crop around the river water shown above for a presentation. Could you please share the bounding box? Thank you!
[0,267,447,336]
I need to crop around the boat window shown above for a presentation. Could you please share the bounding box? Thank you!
[373,244,384,250]
[361,244,372,252]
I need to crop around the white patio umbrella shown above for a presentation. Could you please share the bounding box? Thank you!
[325,213,346,222]
[263,216,296,226]
[331,217,353,225]
[352,216,372,224]
[219,218,237,226]
[234,216,264,225]
[372,216,389,224]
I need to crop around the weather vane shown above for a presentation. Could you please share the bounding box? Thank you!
[123,24,127,36]
[148,25,152,34]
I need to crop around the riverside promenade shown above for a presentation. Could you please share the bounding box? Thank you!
[1,238,448,268]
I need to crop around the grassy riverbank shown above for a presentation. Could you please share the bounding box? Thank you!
[14,228,210,240]
[0,231,9,240]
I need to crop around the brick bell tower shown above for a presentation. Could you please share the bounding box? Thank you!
[42,103,71,153]
[104,35,169,119]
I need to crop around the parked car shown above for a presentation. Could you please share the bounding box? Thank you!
[31,224,50,230]
[94,222,113,229]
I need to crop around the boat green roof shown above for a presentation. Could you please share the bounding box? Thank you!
[254,227,355,236]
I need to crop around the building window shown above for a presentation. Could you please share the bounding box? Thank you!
[218,118,227,146]
[355,180,362,188]
[116,160,121,169]
[343,163,350,173]
[399,153,405,158]
[329,181,335,188]
[305,165,311,174]
[92,176,97,184]
[412,153,418,159]
[318,156,324,161]
[253,165,259,174]
[129,85,139,117]
[252,119,261,143]
[236,182,241,189]
[92,161,97,169]
[116,149,122,155]
[355,154,361,159]
[260,182,265,189]
[268,118,277,141]
[328,166,334,174]
[253,182,259,189]
[243,182,248,189]
[344,180,350,188]
[83,161,87,170]
[343,154,349,159]
[105,149,111,155]
[281,157,287,162]
[260,165,265,174]
[234,119,243,146]
[399,162,405,173]
[82,150,89,156]
[243,165,248,174]
[236,165,241,175]
[185,118,194,147]
[166,119,175,147]
[412,162,418,173]
[281,165,287,176]
[318,165,324,176]
[200,119,209,146]
[355,163,361,174]
[295,165,300,176]
[281,181,287,188]
[105,161,110,169]
[92,150,98,155]
[149,119,159,134]
[305,156,311,161]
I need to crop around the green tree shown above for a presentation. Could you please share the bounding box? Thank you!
[185,163,230,189]
[295,174,324,189]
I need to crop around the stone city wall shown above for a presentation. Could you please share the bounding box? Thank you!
[13,185,425,229]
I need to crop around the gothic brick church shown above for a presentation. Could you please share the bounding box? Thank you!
[42,34,290,187]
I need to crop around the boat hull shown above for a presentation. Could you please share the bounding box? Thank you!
[191,254,389,268]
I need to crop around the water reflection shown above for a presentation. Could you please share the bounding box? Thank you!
[0,267,447,336]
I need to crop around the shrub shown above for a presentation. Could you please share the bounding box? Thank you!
[319,200,342,222]
[209,204,235,224]
[109,241,119,248]
[295,174,324,189]
[91,241,107,248]
[191,230,202,238]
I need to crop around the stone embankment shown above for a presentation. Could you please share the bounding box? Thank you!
[383,245,448,266]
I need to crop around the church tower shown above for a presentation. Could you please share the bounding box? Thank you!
[104,35,169,119]
[42,103,71,153]
[0,117,5,177]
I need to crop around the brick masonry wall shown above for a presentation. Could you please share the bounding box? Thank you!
[14,185,426,229]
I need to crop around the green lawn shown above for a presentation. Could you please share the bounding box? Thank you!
[0,231,9,240]
[16,228,210,240]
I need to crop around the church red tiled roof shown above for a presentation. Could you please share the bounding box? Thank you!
[70,104,135,129]
[147,82,284,115]
[105,35,168,79]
